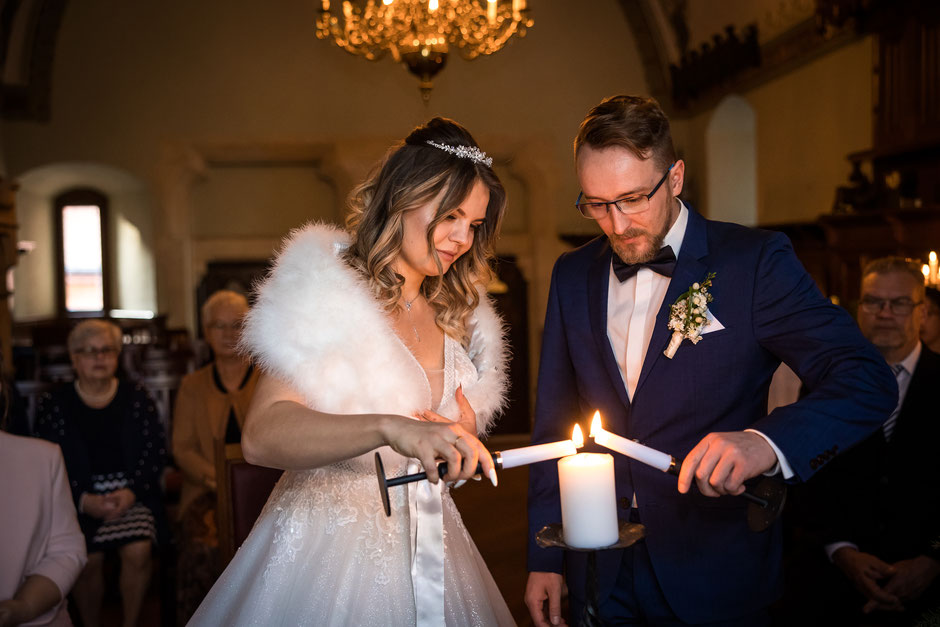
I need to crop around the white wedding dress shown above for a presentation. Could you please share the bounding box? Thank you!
[189,334,516,626]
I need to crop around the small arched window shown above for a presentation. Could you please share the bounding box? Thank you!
[54,188,111,315]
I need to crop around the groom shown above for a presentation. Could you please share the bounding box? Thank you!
[525,95,898,626]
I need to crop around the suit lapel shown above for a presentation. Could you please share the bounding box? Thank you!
[587,242,632,408]
[635,207,710,395]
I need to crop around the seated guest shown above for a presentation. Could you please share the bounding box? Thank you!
[920,286,940,353]
[814,257,940,624]
[172,290,258,623]
[0,388,87,626]
[35,320,167,627]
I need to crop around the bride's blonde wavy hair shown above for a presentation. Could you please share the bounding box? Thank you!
[344,118,506,344]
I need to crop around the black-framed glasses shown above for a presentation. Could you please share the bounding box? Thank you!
[575,162,676,220]
[858,296,922,315]
[73,346,119,358]
[207,321,243,332]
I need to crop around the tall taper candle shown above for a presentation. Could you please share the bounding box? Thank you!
[499,440,577,469]
[499,424,584,469]
[558,453,619,548]
[590,412,672,472]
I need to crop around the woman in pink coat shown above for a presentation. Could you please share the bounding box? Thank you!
[0,417,87,626]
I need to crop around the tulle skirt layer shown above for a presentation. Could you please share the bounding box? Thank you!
[189,455,515,626]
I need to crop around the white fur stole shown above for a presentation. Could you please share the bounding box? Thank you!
[240,223,509,434]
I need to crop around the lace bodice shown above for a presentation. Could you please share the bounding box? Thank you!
[257,334,482,585]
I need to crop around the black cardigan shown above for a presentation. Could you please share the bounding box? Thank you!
[35,380,168,546]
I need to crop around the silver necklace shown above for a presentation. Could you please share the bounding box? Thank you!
[403,294,421,343]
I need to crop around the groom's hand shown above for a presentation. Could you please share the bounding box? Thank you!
[525,572,567,626]
[677,431,776,497]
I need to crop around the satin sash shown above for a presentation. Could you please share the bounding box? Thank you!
[407,460,446,627]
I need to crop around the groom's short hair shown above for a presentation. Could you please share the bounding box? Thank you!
[574,95,677,171]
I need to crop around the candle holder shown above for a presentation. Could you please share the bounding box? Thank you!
[375,452,497,517]
[662,462,786,533]
[535,521,646,627]
[375,442,585,516]
[590,415,787,532]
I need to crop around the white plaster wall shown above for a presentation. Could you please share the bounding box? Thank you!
[672,35,872,225]
[12,163,157,319]
[1,0,648,329]
[12,185,55,318]
[748,36,873,224]
[1,1,877,331]
[705,96,757,226]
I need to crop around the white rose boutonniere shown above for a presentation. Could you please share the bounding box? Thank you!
[664,272,716,359]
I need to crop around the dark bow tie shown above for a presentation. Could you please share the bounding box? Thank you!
[612,246,676,282]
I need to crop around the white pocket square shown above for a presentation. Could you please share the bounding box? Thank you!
[700,310,725,335]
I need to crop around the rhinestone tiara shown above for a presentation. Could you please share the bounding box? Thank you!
[425,140,493,167]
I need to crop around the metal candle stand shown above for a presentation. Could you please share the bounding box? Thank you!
[535,522,646,627]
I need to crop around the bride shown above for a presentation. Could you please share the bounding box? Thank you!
[189,118,515,626]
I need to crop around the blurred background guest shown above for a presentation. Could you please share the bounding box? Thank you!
[811,257,940,625]
[0,372,87,627]
[919,286,940,354]
[171,290,257,624]
[35,320,167,627]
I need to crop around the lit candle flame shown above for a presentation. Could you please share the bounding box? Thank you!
[429,0,438,11]
[572,423,584,448]
[589,411,602,438]
[931,251,937,264]
[924,264,930,282]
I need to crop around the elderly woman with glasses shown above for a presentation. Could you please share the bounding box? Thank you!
[172,290,259,624]
[35,319,166,627]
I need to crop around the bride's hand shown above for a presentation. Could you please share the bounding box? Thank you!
[382,416,495,486]
[418,385,477,436]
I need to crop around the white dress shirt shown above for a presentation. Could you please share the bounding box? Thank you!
[606,201,792,507]
[606,204,688,400]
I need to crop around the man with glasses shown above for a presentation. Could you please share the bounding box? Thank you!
[525,95,897,626]
[811,257,940,622]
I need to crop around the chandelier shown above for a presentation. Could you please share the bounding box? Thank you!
[316,0,533,100]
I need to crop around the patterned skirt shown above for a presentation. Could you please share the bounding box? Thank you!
[89,472,157,551]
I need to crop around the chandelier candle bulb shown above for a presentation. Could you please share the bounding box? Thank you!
[497,424,584,469]
[589,412,673,473]
[558,453,620,548]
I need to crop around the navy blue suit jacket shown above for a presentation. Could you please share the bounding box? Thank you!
[527,207,897,623]
[816,345,940,564]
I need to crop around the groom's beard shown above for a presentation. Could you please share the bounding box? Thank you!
[608,196,673,265]
[609,228,666,265]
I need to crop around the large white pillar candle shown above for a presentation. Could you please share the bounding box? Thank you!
[557,453,619,549]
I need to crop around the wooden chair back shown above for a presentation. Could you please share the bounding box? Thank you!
[214,439,283,567]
